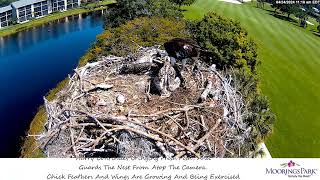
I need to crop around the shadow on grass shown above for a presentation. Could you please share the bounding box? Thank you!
[265,9,277,14]
[270,13,298,23]
[252,4,320,37]
[312,31,320,37]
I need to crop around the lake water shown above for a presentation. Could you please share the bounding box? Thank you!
[0,13,104,157]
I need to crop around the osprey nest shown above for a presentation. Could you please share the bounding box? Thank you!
[37,46,252,158]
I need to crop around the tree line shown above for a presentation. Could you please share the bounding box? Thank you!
[257,0,320,30]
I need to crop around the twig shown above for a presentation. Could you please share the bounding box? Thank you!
[175,119,221,158]
[69,126,78,157]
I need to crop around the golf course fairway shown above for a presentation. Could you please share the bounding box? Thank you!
[184,0,320,157]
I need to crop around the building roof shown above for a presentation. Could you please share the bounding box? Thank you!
[12,0,45,9]
[0,5,12,14]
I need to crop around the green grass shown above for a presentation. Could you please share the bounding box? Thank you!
[0,0,115,37]
[184,0,320,157]
[85,0,115,8]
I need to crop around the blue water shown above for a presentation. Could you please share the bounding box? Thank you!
[0,13,103,157]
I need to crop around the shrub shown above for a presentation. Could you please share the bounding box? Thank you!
[227,68,275,145]
[79,17,189,64]
[246,94,276,142]
[104,0,182,28]
[188,12,275,145]
[98,17,190,57]
[188,12,259,74]
[169,0,196,8]
[78,50,96,67]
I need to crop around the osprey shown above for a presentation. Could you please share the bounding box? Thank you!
[164,38,201,71]
[154,56,181,97]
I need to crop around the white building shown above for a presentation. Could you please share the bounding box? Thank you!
[0,5,13,28]
[52,0,81,12]
[0,0,81,27]
[12,0,51,23]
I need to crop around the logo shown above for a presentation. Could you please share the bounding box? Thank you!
[266,160,318,178]
[281,160,300,168]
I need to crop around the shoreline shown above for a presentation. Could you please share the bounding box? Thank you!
[20,27,102,157]
[21,78,70,158]
[0,1,115,38]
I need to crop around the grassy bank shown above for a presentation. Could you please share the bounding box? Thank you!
[22,0,320,158]
[84,0,115,8]
[21,78,70,157]
[21,45,101,157]
[0,0,115,37]
[21,42,104,157]
[21,49,98,157]
[184,0,320,157]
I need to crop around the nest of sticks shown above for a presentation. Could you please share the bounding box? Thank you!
[33,46,252,158]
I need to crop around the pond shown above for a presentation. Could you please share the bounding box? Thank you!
[0,12,104,157]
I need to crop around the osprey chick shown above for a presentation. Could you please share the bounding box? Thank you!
[154,56,181,97]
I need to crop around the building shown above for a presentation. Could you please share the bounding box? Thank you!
[33,0,50,17]
[12,0,52,23]
[0,0,81,27]
[49,0,80,12]
[51,0,66,12]
[0,5,13,28]
[66,0,81,10]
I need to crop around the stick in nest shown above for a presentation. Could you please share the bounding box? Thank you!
[175,118,221,158]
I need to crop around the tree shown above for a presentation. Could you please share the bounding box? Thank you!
[245,94,275,142]
[104,0,182,28]
[257,0,265,9]
[270,0,301,18]
[280,5,301,18]
[97,17,190,57]
[294,8,309,28]
[188,12,275,148]
[270,0,281,13]
[169,0,196,9]
[0,0,15,7]
[229,68,275,143]
[188,12,259,73]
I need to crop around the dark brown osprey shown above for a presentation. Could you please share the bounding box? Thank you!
[164,38,201,70]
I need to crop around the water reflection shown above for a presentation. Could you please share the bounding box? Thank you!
[0,12,103,157]
[0,12,102,57]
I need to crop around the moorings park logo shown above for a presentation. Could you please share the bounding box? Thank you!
[266,161,318,178]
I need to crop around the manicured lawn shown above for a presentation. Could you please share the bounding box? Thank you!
[85,0,115,8]
[0,0,115,37]
[184,0,320,157]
